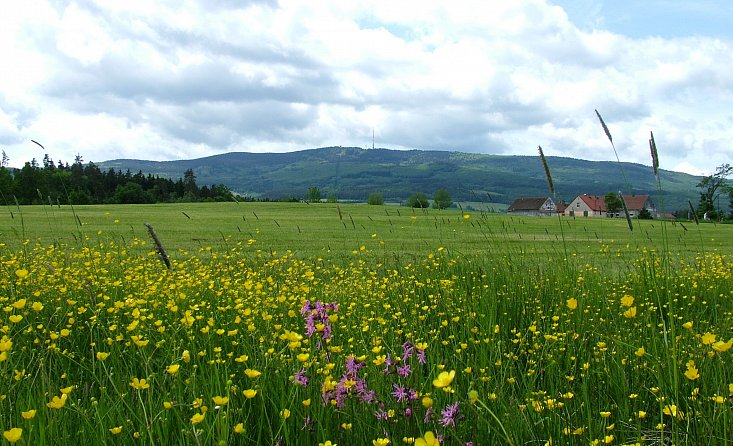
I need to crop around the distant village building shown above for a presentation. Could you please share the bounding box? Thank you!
[564,194,656,218]
[507,197,561,216]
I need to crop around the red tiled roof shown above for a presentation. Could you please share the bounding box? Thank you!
[577,194,650,212]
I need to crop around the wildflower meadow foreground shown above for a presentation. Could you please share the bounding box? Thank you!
[1,208,733,445]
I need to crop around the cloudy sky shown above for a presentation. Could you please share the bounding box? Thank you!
[2,0,732,175]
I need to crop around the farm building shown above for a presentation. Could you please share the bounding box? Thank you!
[507,197,561,216]
[564,194,656,218]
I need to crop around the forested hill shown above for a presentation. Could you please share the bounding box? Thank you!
[100,146,700,212]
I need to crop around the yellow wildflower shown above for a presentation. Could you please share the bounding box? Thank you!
[432,370,455,389]
[191,412,205,425]
[566,298,578,310]
[166,364,180,376]
[212,396,229,406]
[684,361,700,381]
[109,426,123,435]
[234,423,245,434]
[47,394,68,409]
[712,338,732,353]
[245,369,261,379]
[415,431,440,446]
[130,377,150,390]
[702,332,717,345]
[243,389,257,399]
[21,409,36,420]
[2,428,22,443]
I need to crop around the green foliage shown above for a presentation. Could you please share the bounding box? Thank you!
[367,192,384,205]
[308,186,321,203]
[114,182,155,204]
[326,194,338,203]
[697,163,732,219]
[637,207,653,219]
[406,192,429,208]
[432,188,452,209]
[0,156,235,205]
[604,192,623,215]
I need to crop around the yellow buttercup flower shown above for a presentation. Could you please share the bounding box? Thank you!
[620,295,634,307]
[712,338,732,353]
[415,431,440,446]
[21,409,36,420]
[167,364,180,376]
[684,361,700,381]
[280,409,291,419]
[243,389,257,399]
[634,346,645,357]
[15,269,29,279]
[663,404,684,419]
[245,369,261,379]
[191,412,205,425]
[702,332,717,345]
[212,396,229,406]
[234,423,245,434]
[432,370,455,389]
[2,428,22,443]
[109,426,123,435]
[96,352,110,361]
[373,438,391,446]
[47,394,68,409]
[130,377,150,390]
[566,298,578,310]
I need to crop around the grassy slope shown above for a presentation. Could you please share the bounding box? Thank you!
[98,147,700,211]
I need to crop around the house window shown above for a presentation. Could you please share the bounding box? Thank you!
[576,202,580,207]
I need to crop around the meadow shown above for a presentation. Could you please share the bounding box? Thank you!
[1,202,732,445]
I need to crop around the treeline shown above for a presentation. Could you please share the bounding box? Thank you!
[0,155,236,205]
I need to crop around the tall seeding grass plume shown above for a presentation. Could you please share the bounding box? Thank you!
[1,114,733,445]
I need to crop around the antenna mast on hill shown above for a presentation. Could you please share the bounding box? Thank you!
[372,128,375,150]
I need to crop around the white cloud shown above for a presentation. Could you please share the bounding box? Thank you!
[0,0,731,176]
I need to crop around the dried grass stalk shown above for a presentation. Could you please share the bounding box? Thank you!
[144,223,171,269]
[538,145,555,195]
[620,193,633,232]
[649,131,659,176]
[595,109,613,145]
[688,200,699,225]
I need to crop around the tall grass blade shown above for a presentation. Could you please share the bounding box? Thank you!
[144,223,171,269]
[594,109,630,194]
[537,145,555,196]
[619,191,633,232]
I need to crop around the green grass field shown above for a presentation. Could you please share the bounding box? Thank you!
[1,202,729,261]
[1,203,732,445]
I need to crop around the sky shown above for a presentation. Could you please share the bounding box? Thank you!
[1,0,732,176]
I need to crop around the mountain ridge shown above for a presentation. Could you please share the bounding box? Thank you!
[99,146,700,212]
